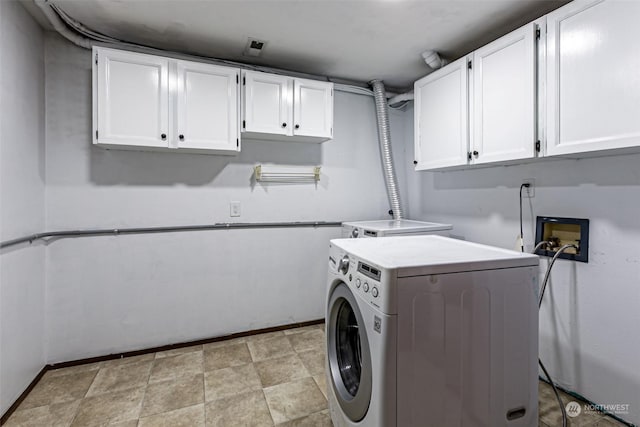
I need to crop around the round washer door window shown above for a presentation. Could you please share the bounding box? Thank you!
[327,282,372,421]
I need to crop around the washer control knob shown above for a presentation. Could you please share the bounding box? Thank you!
[351,228,359,238]
[355,278,361,288]
[363,282,369,292]
[338,255,350,274]
[372,287,379,298]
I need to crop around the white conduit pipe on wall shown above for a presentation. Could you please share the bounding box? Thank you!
[35,0,93,49]
[370,80,404,220]
[35,0,402,101]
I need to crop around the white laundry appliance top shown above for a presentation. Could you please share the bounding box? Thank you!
[341,219,452,232]
[331,235,538,277]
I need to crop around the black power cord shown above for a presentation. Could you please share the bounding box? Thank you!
[519,183,531,252]
[518,185,567,427]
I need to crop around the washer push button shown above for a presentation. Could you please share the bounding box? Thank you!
[363,282,369,293]
[372,287,379,298]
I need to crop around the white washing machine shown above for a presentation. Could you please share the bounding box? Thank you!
[325,235,539,427]
[341,219,452,239]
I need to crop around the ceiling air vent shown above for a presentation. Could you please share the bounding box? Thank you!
[244,38,267,57]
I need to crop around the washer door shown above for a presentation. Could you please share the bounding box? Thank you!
[327,282,372,422]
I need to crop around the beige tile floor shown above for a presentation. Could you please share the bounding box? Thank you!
[5,324,629,427]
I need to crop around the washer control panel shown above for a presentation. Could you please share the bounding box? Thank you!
[328,243,394,313]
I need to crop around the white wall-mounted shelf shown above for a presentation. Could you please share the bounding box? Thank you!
[254,165,321,182]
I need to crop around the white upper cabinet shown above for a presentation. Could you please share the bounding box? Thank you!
[94,48,170,148]
[242,70,333,142]
[243,71,291,136]
[546,0,640,156]
[414,56,470,170]
[176,60,239,152]
[293,78,333,139]
[472,23,537,164]
[414,21,539,171]
[93,47,240,155]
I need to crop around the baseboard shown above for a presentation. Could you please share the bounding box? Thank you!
[0,318,325,424]
[0,366,48,425]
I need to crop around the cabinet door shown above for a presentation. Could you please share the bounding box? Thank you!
[414,57,469,170]
[176,61,239,152]
[293,78,333,139]
[472,23,536,164]
[546,0,640,156]
[243,71,292,136]
[94,47,169,148]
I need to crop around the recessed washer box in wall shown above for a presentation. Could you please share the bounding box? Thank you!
[534,216,589,263]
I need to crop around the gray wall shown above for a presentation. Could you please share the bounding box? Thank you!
[0,0,46,415]
[43,34,406,363]
[403,105,640,424]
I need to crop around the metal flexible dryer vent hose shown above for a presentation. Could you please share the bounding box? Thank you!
[370,80,403,220]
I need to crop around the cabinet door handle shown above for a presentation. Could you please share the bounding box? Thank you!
[179,134,184,141]
[295,124,300,129]
[161,133,167,140]
[282,123,287,128]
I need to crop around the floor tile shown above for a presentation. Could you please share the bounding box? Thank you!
[254,354,310,388]
[538,384,607,427]
[283,325,324,336]
[276,409,332,427]
[263,377,328,424]
[86,360,153,397]
[44,362,103,379]
[149,351,203,383]
[19,370,98,410]
[155,345,203,359]
[140,374,204,418]
[312,375,328,401]
[584,416,628,426]
[205,390,273,427]
[70,387,145,426]
[138,403,205,427]
[108,421,139,427]
[297,350,325,377]
[248,336,295,362]
[245,331,285,342]
[287,331,325,353]
[204,363,262,402]
[101,353,155,368]
[203,337,247,351]
[5,400,81,427]
[204,342,252,372]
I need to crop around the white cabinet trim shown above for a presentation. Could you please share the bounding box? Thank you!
[94,48,170,148]
[546,0,640,156]
[472,22,537,164]
[414,56,470,170]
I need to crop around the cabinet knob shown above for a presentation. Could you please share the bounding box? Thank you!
[413,160,418,165]
[161,133,167,140]
[295,124,300,129]
[282,123,287,128]
[473,150,479,157]
[179,134,184,141]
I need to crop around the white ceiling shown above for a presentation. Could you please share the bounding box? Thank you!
[30,0,568,90]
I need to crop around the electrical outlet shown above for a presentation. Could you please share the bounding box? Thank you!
[522,179,535,198]
[230,201,241,217]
